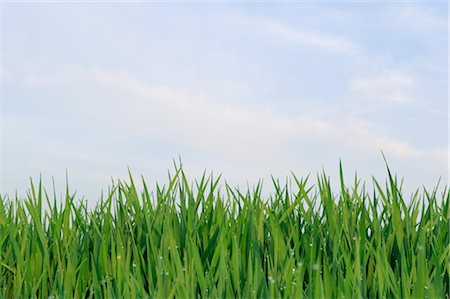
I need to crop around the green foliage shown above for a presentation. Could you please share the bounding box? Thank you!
[0,165,448,298]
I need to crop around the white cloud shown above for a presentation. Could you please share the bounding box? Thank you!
[83,69,445,165]
[349,71,414,105]
[265,21,361,55]
[5,63,447,200]
[16,66,445,164]
[397,5,447,31]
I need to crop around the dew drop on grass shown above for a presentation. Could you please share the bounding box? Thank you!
[159,255,163,260]
[312,264,319,271]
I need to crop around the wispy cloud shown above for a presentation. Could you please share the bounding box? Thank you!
[265,21,361,55]
[397,5,447,31]
[62,68,446,164]
[348,71,414,105]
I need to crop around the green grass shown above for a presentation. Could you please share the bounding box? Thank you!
[0,163,448,298]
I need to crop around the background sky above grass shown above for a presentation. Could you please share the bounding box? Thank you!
[2,1,448,201]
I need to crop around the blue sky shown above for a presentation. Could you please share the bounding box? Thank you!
[2,2,448,201]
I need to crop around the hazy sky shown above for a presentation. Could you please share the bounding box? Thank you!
[2,1,448,201]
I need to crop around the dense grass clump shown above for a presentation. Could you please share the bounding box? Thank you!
[0,165,448,298]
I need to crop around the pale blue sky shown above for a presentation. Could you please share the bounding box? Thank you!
[2,2,448,201]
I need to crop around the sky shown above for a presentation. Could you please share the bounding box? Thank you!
[2,1,448,203]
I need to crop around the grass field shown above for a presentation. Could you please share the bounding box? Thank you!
[0,164,448,298]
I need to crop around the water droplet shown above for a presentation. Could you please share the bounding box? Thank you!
[159,255,163,260]
[312,264,320,271]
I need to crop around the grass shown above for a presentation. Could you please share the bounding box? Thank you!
[0,163,448,298]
